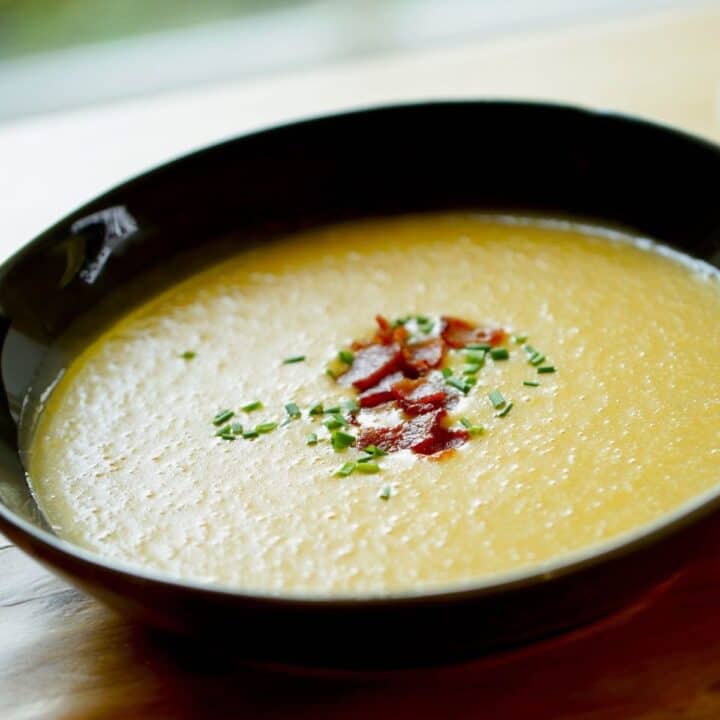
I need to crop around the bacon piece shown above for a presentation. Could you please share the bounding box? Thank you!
[358,371,405,408]
[402,337,445,376]
[358,409,468,456]
[440,316,506,349]
[351,315,407,351]
[392,376,448,416]
[338,343,404,391]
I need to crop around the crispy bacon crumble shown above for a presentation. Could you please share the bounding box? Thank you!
[335,315,506,457]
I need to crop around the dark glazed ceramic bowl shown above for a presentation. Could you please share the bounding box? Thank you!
[0,102,719,669]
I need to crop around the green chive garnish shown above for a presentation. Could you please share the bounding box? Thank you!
[282,355,306,364]
[231,422,244,434]
[490,348,509,360]
[496,401,513,418]
[218,431,235,441]
[326,368,336,379]
[255,422,278,434]
[241,401,263,412]
[331,430,356,451]
[308,402,324,416]
[356,462,380,474]
[528,351,546,366]
[512,334,528,344]
[523,380,540,387]
[306,432,318,446]
[488,390,505,409]
[465,350,486,364]
[441,367,453,378]
[179,351,196,360]
[324,406,341,414]
[463,363,482,376]
[338,350,354,364]
[459,417,484,435]
[336,462,357,477]
[466,343,491,351]
[446,377,472,394]
[215,424,231,436]
[324,417,344,431]
[363,445,387,458]
[378,485,392,500]
[538,365,556,374]
[212,409,234,426]
[285,402,301,420]
[242,430,259,439]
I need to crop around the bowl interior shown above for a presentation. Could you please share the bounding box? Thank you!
[1,100,719,585]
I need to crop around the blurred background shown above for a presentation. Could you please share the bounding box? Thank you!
[0,0,709,123]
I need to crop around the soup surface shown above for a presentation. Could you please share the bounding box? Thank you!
[28,214,720,596]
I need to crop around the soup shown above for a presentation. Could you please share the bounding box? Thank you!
[27,214,720,596]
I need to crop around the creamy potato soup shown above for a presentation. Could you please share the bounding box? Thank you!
[28,215,720,596]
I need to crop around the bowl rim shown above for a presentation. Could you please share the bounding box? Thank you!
[2,98,720,607]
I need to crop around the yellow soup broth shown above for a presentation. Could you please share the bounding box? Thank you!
[28,215,720,595]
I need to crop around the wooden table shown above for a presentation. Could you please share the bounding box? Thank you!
[2,5,720,717]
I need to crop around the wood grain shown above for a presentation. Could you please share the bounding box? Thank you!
[2,5,720,718]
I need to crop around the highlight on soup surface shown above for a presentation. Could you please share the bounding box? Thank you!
[26,213,720,596]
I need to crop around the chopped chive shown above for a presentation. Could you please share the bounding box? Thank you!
[338,350,354,364]
[490,348,509,361]
[343,399,360,414]
[231,422,244,435]
[212,409,235,426]
[255,422,278,434]
[446,377,472,394]
[463,363,482,376]
[356,462,380,474]
[179,350,196,360]
[441,367,453,378]
[285,402,301,420]
[393,316,410,327]
[218,432,235,441]
[324,417,345,431]
[488,390,505,409]
[241,400,263,412]
[326,368,336,379]
[459,417,484,435]
[524,344,536,354]
[215,424,232,436]
[416,315,431,325]
[538,365,556,374]
[325,406,341,414]
[306,432,318,446]
[242,430,259,439]
[466,343,491,351]
[523,380,540,387]
[331,430,356,451]
[465,349,486,364]
[363,445,387,458]
[282,355,306,364]
[512,334,528,344]
[357,455,374,463]
[378,485,392,500]
[496,401,513,418]
[528,351,546,366]
[308,402,324,416]
[335,462,356,477]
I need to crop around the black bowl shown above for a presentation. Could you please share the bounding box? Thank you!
[1,101,719,669]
